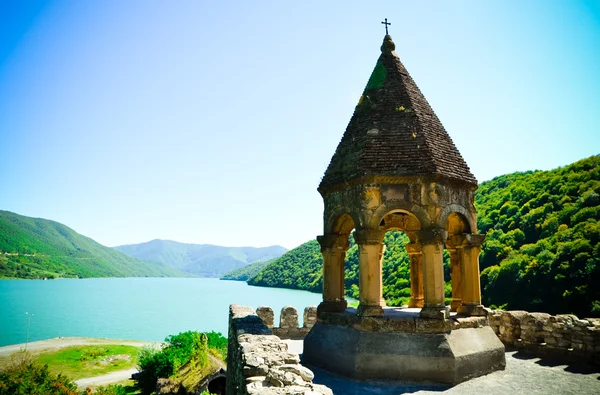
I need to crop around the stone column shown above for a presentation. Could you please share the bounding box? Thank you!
[446,235,464,312]
[406,242,424,308]
[354,229,386,317]
[317,234,350,314]
[417,227,449,320]
[457,234,487,316]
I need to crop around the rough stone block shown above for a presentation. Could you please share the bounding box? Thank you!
[256,306,275,329]
[575,319,590,327]
[304,306,318,329]
[557,338,571,348]
[280,306,299,329]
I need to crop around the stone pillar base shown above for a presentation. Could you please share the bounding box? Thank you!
[450,299,462,312]
[408,298,424,308]
[419,305,450,320]
[317,300,347,316]
[357,304,384,317]
[303,322,506,384]
[457,304,488,317]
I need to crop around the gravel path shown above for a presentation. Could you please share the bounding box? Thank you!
[309,351,600,395]
[74,368,138,388]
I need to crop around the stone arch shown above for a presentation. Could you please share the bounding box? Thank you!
[324,209,358,235]
[328,212,356,235]
[440,204,476,234]
[369,201,431,230]
[372,208,424,309]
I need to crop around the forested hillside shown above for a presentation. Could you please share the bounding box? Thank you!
[0,211,186,279]
[248,155,600,317]
[220,258,275,281]
[477,155,600,317]
[115,240,287,277]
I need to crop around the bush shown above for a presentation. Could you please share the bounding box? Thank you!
[137,331,222,394]
[0,351,79,395]
[204,331,227,360]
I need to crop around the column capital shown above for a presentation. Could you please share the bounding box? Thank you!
[446,234,466,249]
[416,227,448,245]
[317,234,349,251]
[353,229,386,245]
[464,233,485,248]
[405,242,422,255]
[446,233,485,249]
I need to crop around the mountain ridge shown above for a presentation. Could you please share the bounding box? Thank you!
[0,210,186,279]
[114,239,287,278]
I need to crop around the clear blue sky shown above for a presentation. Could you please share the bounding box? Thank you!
[0,1,599,249]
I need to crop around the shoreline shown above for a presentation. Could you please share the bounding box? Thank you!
[0,337,160,358]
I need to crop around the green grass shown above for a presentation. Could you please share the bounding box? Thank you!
[35,345,140,380]
[104,379,141,394]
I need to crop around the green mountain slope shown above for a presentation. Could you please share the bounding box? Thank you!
[248,155,600,317]
[114,240,287,278]
[477,155,600,317]
[220,259,275,281]
[0,210,186,279]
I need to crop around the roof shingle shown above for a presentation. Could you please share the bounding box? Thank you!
[319,35,477,191]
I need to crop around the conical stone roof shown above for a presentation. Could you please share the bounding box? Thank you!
[319,35,477,192]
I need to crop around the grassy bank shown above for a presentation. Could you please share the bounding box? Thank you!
[36,345,140,380]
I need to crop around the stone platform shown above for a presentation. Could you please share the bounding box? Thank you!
[303,308,506,384]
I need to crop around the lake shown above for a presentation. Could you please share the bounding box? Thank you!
[0,278,325,347]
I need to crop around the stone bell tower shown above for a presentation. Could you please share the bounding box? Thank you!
[303,34,506,384]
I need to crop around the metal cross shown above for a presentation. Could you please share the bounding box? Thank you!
[381,18,391,35]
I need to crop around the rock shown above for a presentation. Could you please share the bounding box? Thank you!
[266,368,305,386]
[280,306,299,329]
[284,353,300,364]
[303,306,318,329]
[279,364,315,381]
[257,306,275,329]
[574,319,590,327]
[156,378,180,395]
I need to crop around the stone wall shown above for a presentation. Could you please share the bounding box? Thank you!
[251,305,600,366]
[256,305,317,340]
[489,310,600,364]
[226,304,332,395]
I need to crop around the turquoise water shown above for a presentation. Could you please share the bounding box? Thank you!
[0,278,324,347]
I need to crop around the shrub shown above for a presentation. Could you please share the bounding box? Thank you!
[137,331,223,394]
[0,351,79,395]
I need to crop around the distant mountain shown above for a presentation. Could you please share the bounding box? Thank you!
[0,210,186,279]
[114,240,287,277]
[220,258,275,281]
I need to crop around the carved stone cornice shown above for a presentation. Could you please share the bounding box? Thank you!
[446,234,466,250]
[317,234,350,251]
[463,234,485,248]
[319,174,478,197]
[405,242,422,255]
[446,233,485,249]
[353,229,386,245]
[416,227,448,245]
